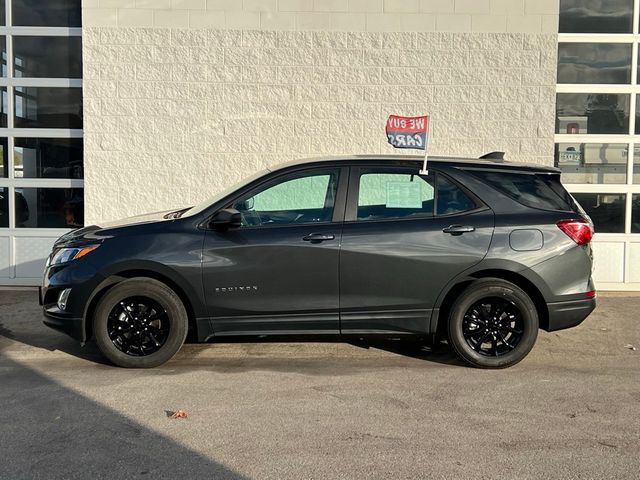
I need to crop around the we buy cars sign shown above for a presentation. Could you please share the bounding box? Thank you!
[385,115,429,150]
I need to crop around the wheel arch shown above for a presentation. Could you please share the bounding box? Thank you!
[83,267,200,343]
[433,268,550,337]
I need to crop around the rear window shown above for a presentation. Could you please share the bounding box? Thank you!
[469,170,576,211]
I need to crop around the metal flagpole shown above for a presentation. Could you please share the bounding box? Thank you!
[419,115,430,175]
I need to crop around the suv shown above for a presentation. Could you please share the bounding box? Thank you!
[41,155,596,369]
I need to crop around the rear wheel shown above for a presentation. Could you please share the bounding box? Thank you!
[447,278,538,368]
[93,278,188,368]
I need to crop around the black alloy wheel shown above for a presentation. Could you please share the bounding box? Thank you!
[94,277,188,368]
[107,296,171,356]
[447,278,539,369]
[462,297,524,357]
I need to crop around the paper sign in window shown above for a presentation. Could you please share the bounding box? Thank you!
[385,182,422,208]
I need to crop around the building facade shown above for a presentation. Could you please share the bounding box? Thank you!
[0,0,637,290]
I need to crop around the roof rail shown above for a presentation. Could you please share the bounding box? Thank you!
[479,151,505,162]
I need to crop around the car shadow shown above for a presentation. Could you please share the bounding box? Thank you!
[0,289,466,368]
[0,355,247,480]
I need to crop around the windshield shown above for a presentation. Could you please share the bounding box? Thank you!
[182,168,270,217]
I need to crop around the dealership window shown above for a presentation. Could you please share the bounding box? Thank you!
[557,0,640,287]
[0,0,82,283]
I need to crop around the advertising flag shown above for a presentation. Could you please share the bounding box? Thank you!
[385,115,429,150]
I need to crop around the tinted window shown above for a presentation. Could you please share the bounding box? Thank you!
[232,170,339,227]
[12,0,81,27]
[1,37,6,77]
[632,195,640,233]
[557,43,631,84]
[436,175,476,215]
[559,0,633,33]
[470,170,575,211]
[14,87,82,129]
[0,138,6,178]
[15,187,83,228]
[556,93,629,135]
[14,138,83,179]
[0,187,8,227]
[572,193,625,233]
[357,170,435,221]
[13,37,82,79]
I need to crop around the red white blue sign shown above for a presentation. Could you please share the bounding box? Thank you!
[386,115,429,150]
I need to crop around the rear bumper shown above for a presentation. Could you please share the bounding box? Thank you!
[43,306,84,342]
[546,297,597,332]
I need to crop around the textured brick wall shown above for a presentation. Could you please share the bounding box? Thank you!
[82,27,557,222]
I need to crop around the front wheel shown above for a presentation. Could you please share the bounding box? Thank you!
[447,278,539,369]
[93,277,188,368]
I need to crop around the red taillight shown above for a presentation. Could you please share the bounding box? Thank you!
[585,290,597,298]
[556,219,594,245]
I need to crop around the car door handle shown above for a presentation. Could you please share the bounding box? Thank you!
[443,225,475,235]
[303,233,335,242]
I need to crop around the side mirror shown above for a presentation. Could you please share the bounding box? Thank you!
[210,208,242,230]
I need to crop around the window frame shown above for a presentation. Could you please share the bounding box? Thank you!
[344,165,484,224]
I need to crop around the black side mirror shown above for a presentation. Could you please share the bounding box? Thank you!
[210,208,242,230]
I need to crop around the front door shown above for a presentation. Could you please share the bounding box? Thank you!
[339,166,494,335]
[202,167,346,336]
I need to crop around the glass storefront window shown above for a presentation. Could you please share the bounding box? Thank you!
[556,143,629,184]
[558,43,632,85]
[572,193,626,233]
[13,87,82,129]
[14,138,83,179]
[14,187,83,228]
[633,195,640,233]
[0,87,7,128]
[12,0,81,27]
[556,93,630,135]
[0,138,6,178]
[559,0,633,33]
[1,37,6,77]
[0,187,8,228]
[13,37,82,79]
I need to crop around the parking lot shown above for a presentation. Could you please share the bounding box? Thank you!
[1,289,639,480]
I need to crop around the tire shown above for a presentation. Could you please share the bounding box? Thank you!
[93,277,188,368]
[447,278,538,369]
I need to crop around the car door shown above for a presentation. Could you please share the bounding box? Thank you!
[202,166,347,336]
[339,165,494,335]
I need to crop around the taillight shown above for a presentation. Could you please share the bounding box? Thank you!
[585,290,597,298]
[557,219,593,245]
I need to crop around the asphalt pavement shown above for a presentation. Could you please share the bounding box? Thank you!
[0,289,638,480]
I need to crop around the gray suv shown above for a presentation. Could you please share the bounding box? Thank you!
[41,155,596,369]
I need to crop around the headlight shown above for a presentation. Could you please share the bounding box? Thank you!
[48,245,100,266]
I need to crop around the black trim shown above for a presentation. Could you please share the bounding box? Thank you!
[546,297,596,332]
[43,308,84,342]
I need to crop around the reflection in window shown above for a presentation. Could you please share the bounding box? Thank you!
[555,143,629,184]
[12,0,81,27]
[15,187,83,228]
[0,138,6,178]
[14,138,83,179]
[1,37,6,77]
[559,0,633,33]
[13,87,82,129]
[13,37,82,79]
[0,187,8,228]
[572,193,626,233]
[0,87,6,128]
[634,149,640,184]
[558,43,631,84]
[556,93,629,135]
[632,195,640,233]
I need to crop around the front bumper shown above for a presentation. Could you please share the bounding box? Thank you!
[42,306,84,341]
[546,297,597,332]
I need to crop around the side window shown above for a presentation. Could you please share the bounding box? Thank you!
[232,169,339,227]
[357,170,435,221]
[436,175,477,215]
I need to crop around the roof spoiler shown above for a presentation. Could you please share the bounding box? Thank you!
[479,151,505,162]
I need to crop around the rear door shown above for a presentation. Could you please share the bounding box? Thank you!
[339,165,494,335]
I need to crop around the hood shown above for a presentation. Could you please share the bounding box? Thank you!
[53,208,184,248]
